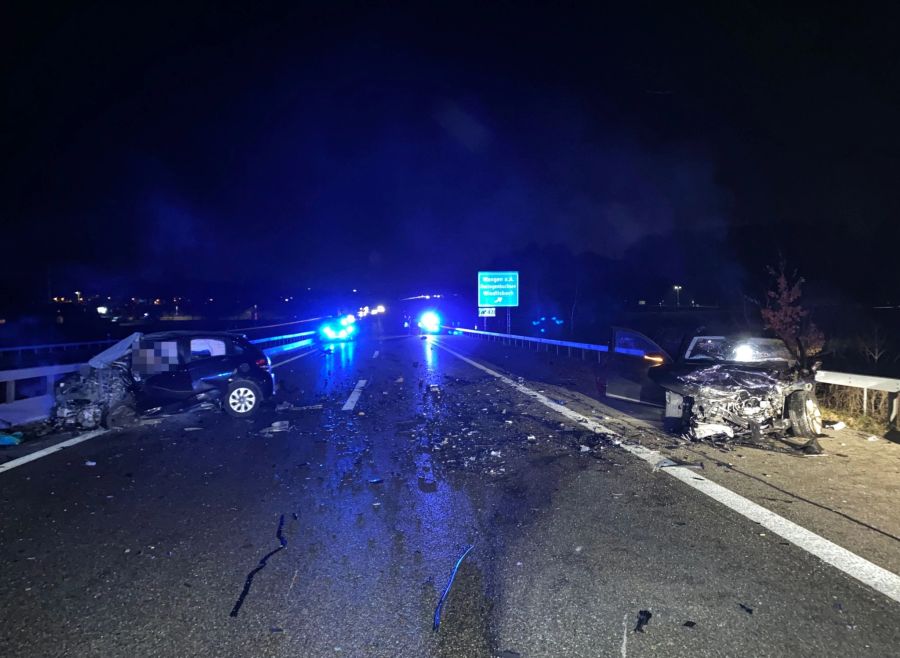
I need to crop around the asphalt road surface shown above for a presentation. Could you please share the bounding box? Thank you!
[1,330,898,657]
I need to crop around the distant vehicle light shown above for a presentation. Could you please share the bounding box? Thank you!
[418,311,441,333]
[96,306,108,315]
[375,305,386,314]
[733,344,755,362]
[340,314,356,326]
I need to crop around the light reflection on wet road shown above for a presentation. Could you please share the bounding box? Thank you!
[0,329,898,657]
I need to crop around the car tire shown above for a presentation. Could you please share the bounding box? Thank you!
[225,380,262,418]
[788,389,823,438]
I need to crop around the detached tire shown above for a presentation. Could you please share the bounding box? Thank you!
[789,389,823,438]
[225,380,262,418]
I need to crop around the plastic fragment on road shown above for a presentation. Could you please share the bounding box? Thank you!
[368,478,383,484]
[184,427,203,432]
[85,460,97,467]
[867,435,879,442]
[693,423,735,440]
[0,432,23,446]
[654,457,704,471]
[633,609,652,632]
[739,603,754,614]
[683,621,696,628]
[433,544,475,632]
[579,445,591,452]
[827,421,846,431]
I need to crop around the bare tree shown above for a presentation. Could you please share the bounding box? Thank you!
[857,325,889,370]
[760,260,824,368]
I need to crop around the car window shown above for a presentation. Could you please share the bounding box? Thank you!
[190,338,227,361]
[133,340,180,373]
[684,336,793,362]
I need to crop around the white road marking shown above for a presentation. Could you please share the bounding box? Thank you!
[433,341,900,604]
[0,429,109,475]
[341,379,368,411]
[373,350,380,358]
[271,348,318,368]
[620,613,628,658]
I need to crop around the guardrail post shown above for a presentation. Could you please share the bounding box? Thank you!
[863,387,868,415]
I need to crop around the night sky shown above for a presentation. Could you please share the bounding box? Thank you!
[4,2,899,307]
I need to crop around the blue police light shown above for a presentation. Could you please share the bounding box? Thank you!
[418,311,441,334]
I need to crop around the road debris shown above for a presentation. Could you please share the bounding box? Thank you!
[0,432,23,446]
[260,421,291,436]
[683,620,696,628]
[825,421,846,431]
[633,609,652,632]
[84,460,97,467]
[183,427,203,432]
[229,514,288,618]
[739,603,754,614]
[433,544,475,631]
[866,435,879,442]
[276,402,323,412]
[654,457,704,471]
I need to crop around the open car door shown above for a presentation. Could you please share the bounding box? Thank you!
[605,327,671,406]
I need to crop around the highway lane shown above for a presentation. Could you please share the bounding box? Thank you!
[0,330,898,657]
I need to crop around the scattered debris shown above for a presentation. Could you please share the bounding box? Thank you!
[229,514,288,618]
[683,621,696,628]
[633,609,652,633]
[433,544,475,632]
[259,421,292,436]
[183,427,203,432]
[866,435,879,442]
[0,432,23,446]
[84,460,97,467]
[826,421,846,431]
[579,444,591,452]
[276,402,323,412]
[368,478,384,484]
[654,457,704,471]
[739,603,754,615]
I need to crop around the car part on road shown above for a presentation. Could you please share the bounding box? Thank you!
[0,432,23,445]
[433,544,474,632]
[633,609,652,632]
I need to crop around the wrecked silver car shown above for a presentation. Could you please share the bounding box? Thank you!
[648,336,823,445]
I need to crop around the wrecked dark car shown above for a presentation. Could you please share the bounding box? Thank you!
[648,336,823,444]
[54,331,275,429]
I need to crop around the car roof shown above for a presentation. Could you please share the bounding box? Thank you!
[141,330,248,342]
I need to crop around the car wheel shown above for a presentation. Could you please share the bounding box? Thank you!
[788,390,823,438]
[225,380,262,418]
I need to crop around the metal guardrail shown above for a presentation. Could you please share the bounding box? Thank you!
[0,338,116,355]
[447,327,610,357]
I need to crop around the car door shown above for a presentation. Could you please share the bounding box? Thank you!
[605,327,671,406]
[138,338,194,402]
[185,337,235,393]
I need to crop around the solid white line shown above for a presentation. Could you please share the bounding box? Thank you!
[373,350,380,359]
[271,348,318,369]
[0,429,109,475]
[433,340,900,604]
[341,379,368,411]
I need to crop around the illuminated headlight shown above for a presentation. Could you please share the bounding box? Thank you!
[733,344,755,362]
[418,311,441,333]
[375,304,386,314]
[322,325,337,339]
[340,314,356,326]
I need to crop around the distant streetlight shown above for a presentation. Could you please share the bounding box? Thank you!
[673,285,682,307]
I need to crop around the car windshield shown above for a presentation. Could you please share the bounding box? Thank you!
[684,336,793,363]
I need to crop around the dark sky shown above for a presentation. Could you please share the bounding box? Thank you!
[4,1,899,305]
